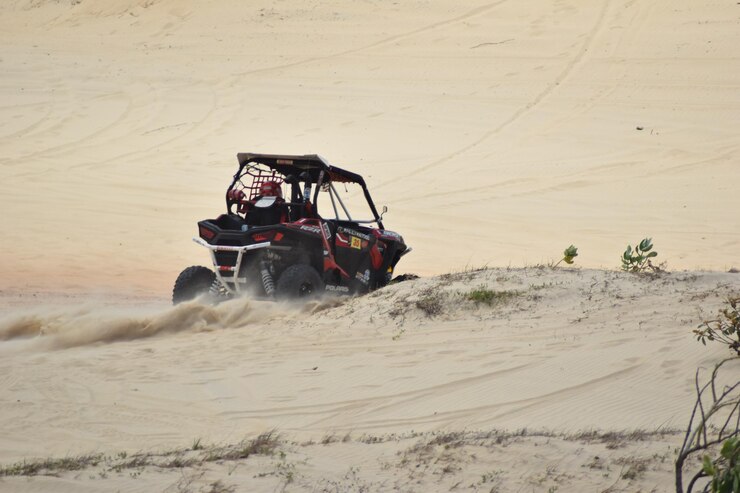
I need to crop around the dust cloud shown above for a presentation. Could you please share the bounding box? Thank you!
[0,296,297,350]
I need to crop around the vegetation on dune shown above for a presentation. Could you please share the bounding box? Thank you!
[0,431,280,478]
[675,357,740,493]
[678,296,740,492]
[0,453,104,476]
[621,237,662,273]
[410,282,523,319]
[694,297,740,356]
[465,286,520,306]
[415,291,444,317]
[552,244,579,268]
[701,437,740,493]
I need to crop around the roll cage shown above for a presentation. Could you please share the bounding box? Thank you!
[227,153,385,228]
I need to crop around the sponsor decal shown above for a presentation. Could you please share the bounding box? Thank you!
[299,225,321,235]
[355,269,370,286]
[350,237,362,249]
[276,159,293,165]
[338,227,371,241]
[321,222,332,239]
[380,230,402,240]
[325,284,349,292]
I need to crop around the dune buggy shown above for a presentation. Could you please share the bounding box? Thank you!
[173,153,410,303]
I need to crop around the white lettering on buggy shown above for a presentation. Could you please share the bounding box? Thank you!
[338,227,371,241]
[325,285,349,292]
[380,230,401,240]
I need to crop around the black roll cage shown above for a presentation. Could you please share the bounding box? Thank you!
[230,153,385,229]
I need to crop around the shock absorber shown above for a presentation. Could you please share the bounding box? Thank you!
[209,278,224,297]
[260,261,275,296]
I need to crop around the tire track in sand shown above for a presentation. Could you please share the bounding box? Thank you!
[218,362,533,421]
[299,362,642,432]
[233,0,510,77]
[374,0,613,190]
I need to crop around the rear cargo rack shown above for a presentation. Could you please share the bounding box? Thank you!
[192,238,272,295]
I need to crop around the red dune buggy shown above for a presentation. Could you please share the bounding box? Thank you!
[173,153,410,303]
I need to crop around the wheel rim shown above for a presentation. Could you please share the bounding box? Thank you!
[298,282,314,296]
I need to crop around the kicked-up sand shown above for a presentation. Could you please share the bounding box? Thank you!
[0,0,739,492]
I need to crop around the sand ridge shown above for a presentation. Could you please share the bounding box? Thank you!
[0,268,738,491]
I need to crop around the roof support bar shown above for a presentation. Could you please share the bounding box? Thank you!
[329,183,352,221]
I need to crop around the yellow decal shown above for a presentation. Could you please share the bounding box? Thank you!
[351,237,362,249]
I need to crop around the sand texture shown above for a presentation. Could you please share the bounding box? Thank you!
[1,0,739,294]
[1,268,740,491]
[1,0,739,492]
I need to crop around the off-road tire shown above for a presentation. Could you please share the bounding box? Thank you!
[172,266,216,304]
[275,264,324,300]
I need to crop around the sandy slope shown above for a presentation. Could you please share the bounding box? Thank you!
[1,0,739,295]
[0,268,738,491]
[1,1,739,492]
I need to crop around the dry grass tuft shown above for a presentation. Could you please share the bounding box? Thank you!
[415,295,443,317]
[205,431,280,461]
[0,453,104,477]
[0,431,282,479]
[465,287,521,306]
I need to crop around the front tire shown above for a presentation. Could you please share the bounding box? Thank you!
[172,266,216,304]
[275,264,324,300]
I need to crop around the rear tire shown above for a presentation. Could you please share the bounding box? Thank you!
[275,264,324,300]
[172,266,216,304]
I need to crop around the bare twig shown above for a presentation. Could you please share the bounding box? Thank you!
[675,357,740,493]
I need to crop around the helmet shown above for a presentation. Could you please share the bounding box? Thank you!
[259,181,283,199]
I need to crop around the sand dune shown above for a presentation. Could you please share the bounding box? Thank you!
[1,268,739,491]
[1,0,739,491]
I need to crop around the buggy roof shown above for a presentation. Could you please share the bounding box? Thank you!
[236,153,366,186]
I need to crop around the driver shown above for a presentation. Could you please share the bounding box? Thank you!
[244,180,289,226]
[258,181,283,200]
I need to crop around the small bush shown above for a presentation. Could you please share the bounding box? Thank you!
[694,297,740,355]
[621,238,659,273]
[702,437,740,493]
[675,358,740,493]
[553,245,578,268]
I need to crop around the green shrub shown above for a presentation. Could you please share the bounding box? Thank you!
[702,437,740,493]
[621,238,659,272]
[553,245,578,268]
[675,358,740,493]
[694,297,740,355]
